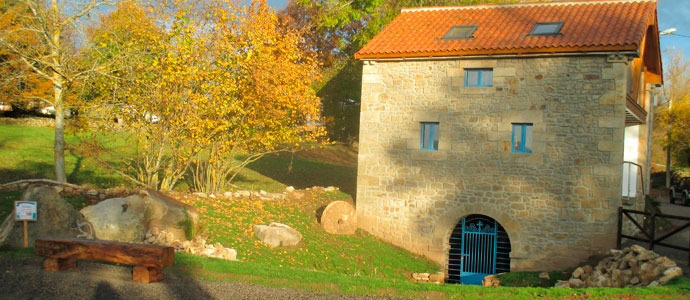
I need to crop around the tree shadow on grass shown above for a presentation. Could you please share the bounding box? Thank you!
[0,161,55,183]
[245,153,357,199]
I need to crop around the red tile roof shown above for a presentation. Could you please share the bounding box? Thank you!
[355,0,657,59]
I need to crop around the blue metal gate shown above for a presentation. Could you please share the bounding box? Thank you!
[447,215,511,285]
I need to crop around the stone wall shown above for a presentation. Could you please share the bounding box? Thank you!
[356,55,632,271]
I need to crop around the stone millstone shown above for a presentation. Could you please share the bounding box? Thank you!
[320,201,357,235]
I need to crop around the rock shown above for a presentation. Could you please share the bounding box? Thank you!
[554,280,570,288]
[209,194,216,199]
[568,278,584,288]
[252,222,302,248]
[636,250,656,262]
[284,186,295,193]
[609,249,623,258]
[324,186,337,192]
[663,266,683,278]
[259,190,267,196]
[320,201,357,235]
[80,189,197,243]
[238,190,251,197]
[0,185,94,248]
[192,192,208,198]
[572,267,584,279]
[563,246,680,288]
[482,274,501,287]
[539,272,550,280]
[200,247,215,257]
[429,273,445,284]
[223,192,233,198]
[654,257,677,270]
[221,248,237,260]
[630,245,646,254]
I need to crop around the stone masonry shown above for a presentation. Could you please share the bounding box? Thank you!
[356,55,634,271]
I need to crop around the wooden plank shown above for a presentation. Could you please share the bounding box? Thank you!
[43,258,76,271]
[35,238,174,268]
[133,266,164,283]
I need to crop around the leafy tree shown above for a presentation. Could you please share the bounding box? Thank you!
[657,50,690,175]
[0,0,116,182]
[0,0,53,111]
[80,0,326,192]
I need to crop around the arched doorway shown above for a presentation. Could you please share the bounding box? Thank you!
[446,214,511,285]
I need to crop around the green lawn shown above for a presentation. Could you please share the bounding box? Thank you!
[0,124,123,187]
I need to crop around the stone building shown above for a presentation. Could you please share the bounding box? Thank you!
[354,0,663,284]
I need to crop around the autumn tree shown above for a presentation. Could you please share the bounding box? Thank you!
[80,0,325,192]
[0,0,53,110]
[282,0,526,142]
[0,0,116,182]
[656,50,690,184]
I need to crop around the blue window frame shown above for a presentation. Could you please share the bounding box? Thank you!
[465,69,493,87]
[511,123,533,153]
[420,122,439,151]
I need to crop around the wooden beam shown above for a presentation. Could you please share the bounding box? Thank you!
[43,258,76,271]
[133,266,164,283]
[35,238,174,268]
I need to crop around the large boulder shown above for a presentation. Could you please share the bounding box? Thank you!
[0,185,94,248]
[80,189,197,243]
[253,222,302,248]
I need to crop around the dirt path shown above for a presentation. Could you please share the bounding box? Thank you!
[0,256,404,300]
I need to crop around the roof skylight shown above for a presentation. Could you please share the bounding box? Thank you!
[529,22,564,36]
[442,25,478,40]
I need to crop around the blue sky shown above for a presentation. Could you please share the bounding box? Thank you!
[658,0,690,57]
[268,0,690,58]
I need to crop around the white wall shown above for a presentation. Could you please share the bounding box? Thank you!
[622,125,640,197]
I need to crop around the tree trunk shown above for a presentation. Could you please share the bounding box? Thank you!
[54,83,66,183]
[51,0,66,183]
[666,146,671,188]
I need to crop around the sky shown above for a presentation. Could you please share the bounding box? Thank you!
[267,0,690,58]
[658,0,690,58]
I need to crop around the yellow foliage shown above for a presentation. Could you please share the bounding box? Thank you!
[79,0,327,192]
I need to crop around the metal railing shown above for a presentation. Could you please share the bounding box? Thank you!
[622,161,644,202]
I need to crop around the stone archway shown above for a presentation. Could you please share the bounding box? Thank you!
[431,204,525,273]
[446,214,511,284]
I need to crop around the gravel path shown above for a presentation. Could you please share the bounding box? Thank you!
[0,256,406,300]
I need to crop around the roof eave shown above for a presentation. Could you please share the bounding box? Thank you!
[355,45,639,60]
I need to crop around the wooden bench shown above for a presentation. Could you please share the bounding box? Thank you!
[35,237,174,283]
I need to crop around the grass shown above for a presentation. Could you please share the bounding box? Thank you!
[0,124,358,197]
[0,124,124,187]
[167,254,690,299]
[178,189,436,280]
[497,271,568,287]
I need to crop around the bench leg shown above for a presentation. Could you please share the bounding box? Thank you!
[43,258,76,271]
[133,266,163,283]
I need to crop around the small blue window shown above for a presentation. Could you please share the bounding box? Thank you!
[512,123,533,153]
[465,69,493,87]
[420,122,439,151]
